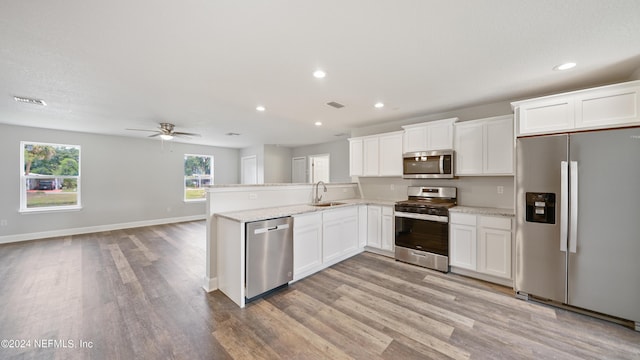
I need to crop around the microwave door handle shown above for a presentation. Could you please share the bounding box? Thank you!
[439,156,444,174]
[560,161,568,252]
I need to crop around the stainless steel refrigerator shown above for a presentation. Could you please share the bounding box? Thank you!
[516,127,640,330]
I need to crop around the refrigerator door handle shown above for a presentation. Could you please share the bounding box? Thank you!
[560,161,569,252]
[569,161,578,253]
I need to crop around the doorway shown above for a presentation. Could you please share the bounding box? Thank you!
[308,154,330,183]
[291,156,307,183]
[241,155,258,184]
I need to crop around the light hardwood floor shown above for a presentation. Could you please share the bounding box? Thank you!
[0,220,638,359]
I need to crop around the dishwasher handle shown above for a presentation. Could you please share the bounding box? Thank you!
[253,223,290,235]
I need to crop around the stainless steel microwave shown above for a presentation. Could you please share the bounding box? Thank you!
[403,150,454,179]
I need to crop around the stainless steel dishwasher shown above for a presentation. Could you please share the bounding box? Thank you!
[245,216,293,300]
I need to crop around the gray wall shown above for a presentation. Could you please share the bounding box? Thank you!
[239,145,293,184]
[0,124,239,239]
[264,145,292,183]
[291,139,350,183]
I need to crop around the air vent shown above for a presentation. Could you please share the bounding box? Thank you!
[226,132,241,136]
[326,101,345,109]
[334,133,347,137]
[14,96,47,106]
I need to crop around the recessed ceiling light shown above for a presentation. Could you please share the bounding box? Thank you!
[313,70,326,79]
[374,102,385,108]
[554,62,577,71]
[314,121,322,126]
[256,105,266,112]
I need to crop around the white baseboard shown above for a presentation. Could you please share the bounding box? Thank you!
[0,214,206,245]
[449,266,514,288]
[202,276,218,292]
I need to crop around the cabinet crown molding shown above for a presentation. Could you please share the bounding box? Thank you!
[401,117,458,130]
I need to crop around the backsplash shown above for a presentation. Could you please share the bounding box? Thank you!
[357,176,514,209]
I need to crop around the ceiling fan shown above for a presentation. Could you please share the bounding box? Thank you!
[126,123,200,140]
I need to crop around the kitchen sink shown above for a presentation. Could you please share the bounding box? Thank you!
[311,201,346,207]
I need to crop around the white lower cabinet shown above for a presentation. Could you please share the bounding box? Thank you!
[450,212,513,285]
[478,226,511,279]
[323,207,359,263]
[381,206,394,251]
[366,206,382,248]
[367,205,394,253]
[293,212,323,281]
[293,207,359,281]
[449,214,477,270]
[358,205,368,248]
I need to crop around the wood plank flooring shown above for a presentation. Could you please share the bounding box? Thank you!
[1,220,639,359]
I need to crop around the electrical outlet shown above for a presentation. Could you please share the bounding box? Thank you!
[249,193,258,200]
[497,186,504,194]
[0,219,7,227]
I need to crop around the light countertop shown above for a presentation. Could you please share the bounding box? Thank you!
[449,206,515,217]
[208,182,357,188]
[216,198,396,222]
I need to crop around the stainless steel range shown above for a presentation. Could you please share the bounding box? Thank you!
[395,186,457,272]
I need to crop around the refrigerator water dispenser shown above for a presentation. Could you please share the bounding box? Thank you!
[525,192,555,224]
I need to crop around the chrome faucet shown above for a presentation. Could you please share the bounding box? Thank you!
[313,181,327,204]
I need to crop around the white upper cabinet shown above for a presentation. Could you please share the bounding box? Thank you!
[454,121,484,175]
[348,138,363,176]
[575,84,640,129]
[402,118,457,153]
[378,132,403,176]
[483,116,514,175]
[362,136,380,176]
[513,80,640,136]
[349,131,403,177]
[454,115,514,176]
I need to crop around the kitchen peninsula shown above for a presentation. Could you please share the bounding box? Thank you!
[204,183,398,307]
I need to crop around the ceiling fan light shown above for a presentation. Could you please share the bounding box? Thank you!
[160,134,174,140]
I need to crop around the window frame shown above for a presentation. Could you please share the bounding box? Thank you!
[184,153,214,202]
[20,141,82,213]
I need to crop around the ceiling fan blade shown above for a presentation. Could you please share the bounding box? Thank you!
[173,131,201,137]
[148,133,162,137]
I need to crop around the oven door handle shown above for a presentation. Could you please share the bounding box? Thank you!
[395,211,448,223]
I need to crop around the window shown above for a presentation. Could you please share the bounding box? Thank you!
[184,154,213,201]
[20,141,81,212]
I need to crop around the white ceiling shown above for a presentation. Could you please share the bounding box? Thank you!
[1,1,639,148]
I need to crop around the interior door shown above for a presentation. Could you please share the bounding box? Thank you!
[309,154,330,183]
[515,134,568,303]
[241,155,258,184]
[568,128,640,322]
[291,157,306,183]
